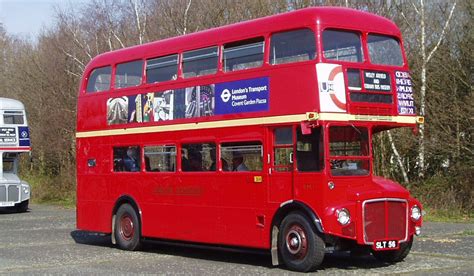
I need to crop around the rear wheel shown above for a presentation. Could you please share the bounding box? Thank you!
[114,203,141,251]
[372,239,413,263]
[278,212,325,272]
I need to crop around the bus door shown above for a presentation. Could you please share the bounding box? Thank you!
[292,126,326,208]
[268,127,294,204]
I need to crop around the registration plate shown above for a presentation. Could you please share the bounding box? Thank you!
[0,201,15,207]
[372,240,399,251]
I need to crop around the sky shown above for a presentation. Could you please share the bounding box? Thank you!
[0,0,87,40]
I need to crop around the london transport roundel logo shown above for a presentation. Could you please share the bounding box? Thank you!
[221,89,231,103]
[327,66,346,110]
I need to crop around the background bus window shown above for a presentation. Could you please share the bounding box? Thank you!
[146,54,178,83]
[367,34,403,66]
[113,146,141,172]
[2,154,16,173]
[86,66,111,92]
[296,127,324,172]
[182,47,218,78]
[3,111,24,124]
[223,38,264,72]
[181,143,216,172]
[144,145,176,172]
[221,142,263,172]
[322,29,363,62]
[270,28,316,65]
[115,60,143,88]
[273,127,293,172]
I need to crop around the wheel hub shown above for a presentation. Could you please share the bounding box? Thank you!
[120,214,134,241]
[285,224,308,258]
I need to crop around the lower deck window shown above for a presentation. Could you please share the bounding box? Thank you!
[114,146,141,172]
[221,142,263,172]
[144,145,176,172]
[181,143,216,172]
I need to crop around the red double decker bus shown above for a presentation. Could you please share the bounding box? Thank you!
[76,7,423,272]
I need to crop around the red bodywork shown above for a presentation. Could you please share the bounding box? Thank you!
[76,7,422,250]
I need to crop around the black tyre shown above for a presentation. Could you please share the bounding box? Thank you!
[278,212,325,272]
[372,239,413,263]
[114,203,141,251]
[16,200,29,213]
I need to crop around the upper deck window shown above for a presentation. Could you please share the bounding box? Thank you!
[223,38,264,72]
[270,29,316,65]
[86,66,111,92]
[146,54,179,83]
[182,46,218,78]
[3,111,24,125]
[368,34,403,66]
[322,29,363,62]
[115,60,143,88]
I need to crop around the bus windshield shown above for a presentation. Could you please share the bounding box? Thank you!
[367,34,403,66]
[329,125,370,176]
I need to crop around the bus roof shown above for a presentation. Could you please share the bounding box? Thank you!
[84,7,400,72]
[0,98,25,111]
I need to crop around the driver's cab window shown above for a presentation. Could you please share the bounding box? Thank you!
[296,126,324,172]
[2,153,18,173]
[329,125,370,176]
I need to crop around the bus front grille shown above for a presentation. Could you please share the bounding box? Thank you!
[0,185,6,202]
[0,185,20,203]
[363,199,408,244]
[8,185,20,202]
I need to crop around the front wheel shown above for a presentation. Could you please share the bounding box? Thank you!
[114,203,141,251]
[372,239,413,263]
[278,212,325,272]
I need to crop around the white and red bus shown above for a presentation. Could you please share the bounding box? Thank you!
[76,7,423,272]
[0,98,31,212]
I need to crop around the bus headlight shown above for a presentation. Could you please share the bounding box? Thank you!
[336,208,351,226]
[411,206,421,221]
[22,186,29,195]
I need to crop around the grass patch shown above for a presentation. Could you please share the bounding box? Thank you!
[423,208,473,223]
[22,173,76,209]
[457,230,474,236]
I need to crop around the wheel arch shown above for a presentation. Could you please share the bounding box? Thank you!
[270,200,325,266]
[271,200,324,233]
[111,195,143,244]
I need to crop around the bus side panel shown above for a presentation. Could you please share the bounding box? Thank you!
[76,199,113,233]
[76,137,115,233]
[269,64,318,115]
[140,173,226,245]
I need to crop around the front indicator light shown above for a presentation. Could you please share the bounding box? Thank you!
[411,206,422,221]
[336,208,351,226]
[415,226,421,236]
